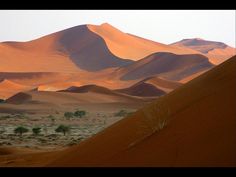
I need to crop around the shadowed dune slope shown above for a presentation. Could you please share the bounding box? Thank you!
[58,25,133,71]
[61,84,115,95]
[115,82,166,97]
[48,55,236,167]
[171,38,235,65]
[116,52,213,81]
[0,24,133,72]
[5,92,32,104]
[143,76,182,91]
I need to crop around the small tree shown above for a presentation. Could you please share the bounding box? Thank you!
[55,125,70,136]
[14,126,29,136]
[64,112,74,119]
[74,110,86,118]
[0,99,5,103]
[32,127,41,136]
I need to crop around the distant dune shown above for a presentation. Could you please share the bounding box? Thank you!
[116,76,182,96]
[115,82,166,97]
[171,38,236,65]
[5,92,32,104]
[116,52,213,81]
[0,79,32,99]
[143,76,182,92]
[46,55,236,167]
[62,84,116,94]
[0,23,232,101]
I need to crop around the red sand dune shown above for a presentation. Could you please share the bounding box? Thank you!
[88,23,199,60]
[171,38,236,65]
[45,55,236,167]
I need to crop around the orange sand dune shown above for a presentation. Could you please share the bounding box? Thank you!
[62,84,117,95]
[88,23,199,60]
[37,82,82,92]
[0,79,33,99]
[4,88,144,107]
[5,92,32,104]
[114,52,213,81]
[115,82,166,97]
[142,76,182,92]
[171,38,235,65]
[0,72,77,87]
[114,76,181,97]
[179,70,207,83]
[0,24,133,73]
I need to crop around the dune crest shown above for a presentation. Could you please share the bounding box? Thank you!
[171,38,236,65]
[87,23,199,60]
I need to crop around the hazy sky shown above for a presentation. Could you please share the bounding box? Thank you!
[0,10,235,47]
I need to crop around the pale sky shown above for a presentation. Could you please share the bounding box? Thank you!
[0,10,235,47]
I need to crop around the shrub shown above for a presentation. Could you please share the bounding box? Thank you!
[0,99,5,104]
[0,127,5,134]
[0,115,11,118]
[14,126,29,136]
[55,125,70,136]
[64,112,74,119]
[32,127,41,136]
[74,110,86,118]
[114,110,128,117]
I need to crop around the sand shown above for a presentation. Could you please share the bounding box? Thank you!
[171,38,236,65]
[87,23,199,60]
[0,54,235,166]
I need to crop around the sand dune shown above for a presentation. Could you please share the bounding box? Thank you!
[115,82,166,97]
[171,38,235,65]
[0,79,32,99]
[5,92,32,104]
[1,55,234,167]
[115,52,213,81]
[0,24,133,73]
[4,87,144,107]
[62,84,116,95]
[141,76,182,92]
[45,55,236,167]
[88,23,199,60]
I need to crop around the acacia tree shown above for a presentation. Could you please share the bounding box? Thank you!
[74,110,86,118]
[14,126,29,136]
[32,127,41,136]
[55,125,70,136]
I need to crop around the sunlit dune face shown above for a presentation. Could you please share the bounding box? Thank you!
[0,79,33,99]
[87,23,199,60]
